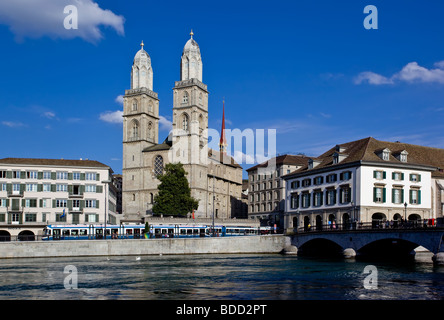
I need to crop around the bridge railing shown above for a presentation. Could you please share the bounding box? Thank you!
[296,219,439,233]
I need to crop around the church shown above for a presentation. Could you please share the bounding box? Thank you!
[121,32,244,221]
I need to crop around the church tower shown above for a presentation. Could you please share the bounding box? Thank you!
[122,41,160,215]
[171,31,209,217]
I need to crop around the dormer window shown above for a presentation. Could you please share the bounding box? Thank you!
[382,151,389,161]
[395,150,408,162]
[333,152,348,164]
[308,158,321,170]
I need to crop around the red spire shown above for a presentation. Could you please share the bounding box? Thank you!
[219,100,227,154]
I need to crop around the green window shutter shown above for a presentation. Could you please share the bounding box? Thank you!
[373,187,377,202]
[68,185,73,195]
[409,174,413,181]
[51,172,56,180]
[401,189,404,203]
[373,171,377,178]
[39,199,43,208]
[96,186,103,193]
[96,200,99,209]
[68,173,73,180]
[418,190,421,204]
[51,184,56,192]
[409,190,413,204]
[6,184,12,192]
[52,200,56,208]
[38,172,43,179]
[382,188,386,203]
[21,199,25,207]
[80,200,85,210]
[96,173,100,181]
[418,174,421,182]
[20,184,25,192]
[37,184,43,192]
[6,171,12,179]
[20,171,26,179]
[383,171,386,179]
[68,200,73,210]
[392,172,395,180]
[80,185,85,195]
[392,189,395,204]
[6,199,9,207]
[80,173,85,181]
[401,173,404,180]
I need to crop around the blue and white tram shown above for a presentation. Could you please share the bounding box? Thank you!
[43,224,147,240]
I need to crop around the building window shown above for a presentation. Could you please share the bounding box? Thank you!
[56,199,67,208]
[326,174,337,183]
[314,176,323,185]
[132,100,138,111]
[302,179,311,187]
[339,186,351,204]
[85,185,96,193]
[373,170,386,180]
[373,186,386,203]
[26,183,38,192]
[291,181,300,189]
[313,190,323,207]
[26,171,38,179]
[85,172,97,181]
[132,121,139,139]
[73,172,81,180]
[410,174,421,182]
[302,193,311,208]
[154,155,164,176]
[409,189,421,205]
[0,171,7,178]
[340,171,352,180]
[400,153,407,162]
[392,172,404,181]
[25,213,37,222]
[56,171,68,180]
[182,114,189,131]
[25,199,37,208]
[56,184,68,192]
[43,171,51,179]
[326,189,336,205]
[382,150,390,161]
[392,188,404,204]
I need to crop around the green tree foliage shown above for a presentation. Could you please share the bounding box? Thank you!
[152,162,199,217]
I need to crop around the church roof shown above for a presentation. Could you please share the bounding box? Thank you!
[142,135,172,152]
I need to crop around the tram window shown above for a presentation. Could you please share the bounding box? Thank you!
[80,229,87,235]
[126,229,133,235]
[180,229,186,235]
[234,229,239,233]
[45,229,51,235]
[63,230,70,236]
[186,229,192,235]
[71,230,79,236]
[193,229,198,235]
[161,229,167,234]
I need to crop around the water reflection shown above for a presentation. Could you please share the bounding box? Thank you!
[0,253,442,300]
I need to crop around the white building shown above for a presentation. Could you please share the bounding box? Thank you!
[283,137,443,232]
[0,158,117,240]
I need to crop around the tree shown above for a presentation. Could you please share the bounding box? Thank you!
[152,162,199,217]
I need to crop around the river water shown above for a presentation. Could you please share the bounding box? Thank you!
[0,252,442,300]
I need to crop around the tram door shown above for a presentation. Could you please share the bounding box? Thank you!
[134,228,140,239]
[95,229,103,239]
[53,229,61,240]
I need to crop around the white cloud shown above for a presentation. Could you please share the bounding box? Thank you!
[0,0,125,43]
[355,60,444,85]
[353,71,394,85]
[2,121,26,128]
[115,95,124,105]
[159,115,173,131]
[99,110,123,124]
[42,111,56,119]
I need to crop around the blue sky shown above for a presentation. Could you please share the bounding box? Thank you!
[1,0,444,178]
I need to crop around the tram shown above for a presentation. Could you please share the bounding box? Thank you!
[42,224,272,240]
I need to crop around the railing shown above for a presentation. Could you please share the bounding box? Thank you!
[295,219,440,234]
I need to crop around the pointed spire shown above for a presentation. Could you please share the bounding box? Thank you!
[190,29,194,39]
[219,99,227,154]
[140,40,144,50]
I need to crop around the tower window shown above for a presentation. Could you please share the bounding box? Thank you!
[132,121,139,139]
[132,100,138,111]
[182,92,189,104]
[182,114,189,131]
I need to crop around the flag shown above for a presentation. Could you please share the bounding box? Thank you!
[61,209,65,218]
[192,210,195,219]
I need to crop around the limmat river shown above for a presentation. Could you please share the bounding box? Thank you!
[0,253,442,300]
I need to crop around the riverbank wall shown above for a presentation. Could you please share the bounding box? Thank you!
[0,235,290,259]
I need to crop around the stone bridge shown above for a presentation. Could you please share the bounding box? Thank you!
[289,227,444,265]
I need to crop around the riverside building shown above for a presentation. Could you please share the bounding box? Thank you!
[283,137,444,232]
[0,158,118,240]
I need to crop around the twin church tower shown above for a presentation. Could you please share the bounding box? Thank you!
[122,32,244,220]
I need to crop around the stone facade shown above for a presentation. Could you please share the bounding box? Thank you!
[122,33,243,221]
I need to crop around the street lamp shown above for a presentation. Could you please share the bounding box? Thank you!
[102,178,112,240]
[404,202,408,226]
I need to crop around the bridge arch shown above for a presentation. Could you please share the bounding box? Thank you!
[18,230,35,241]
[0,230,11,242]
[357,238,419,259]
[298,238,343,257]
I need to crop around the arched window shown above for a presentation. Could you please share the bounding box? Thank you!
[182,114,189,131]
[154,155,164,176]
[148,101,153,113]
[182,91,189,104]
[131,120,139,139]
[132,100,138,111]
